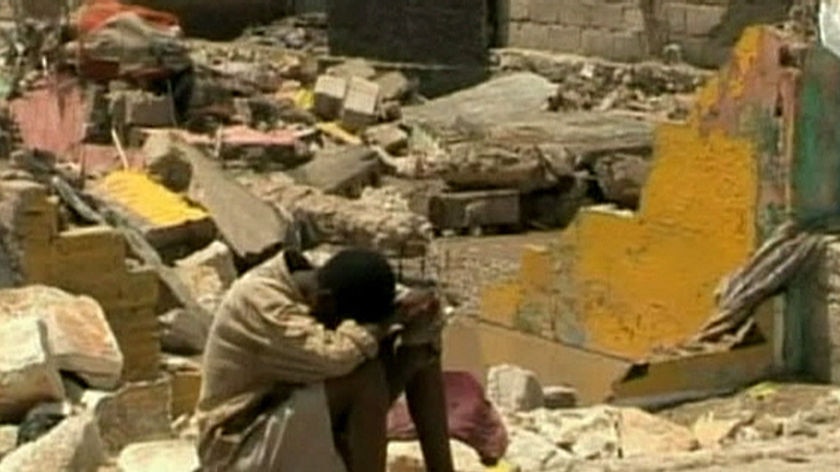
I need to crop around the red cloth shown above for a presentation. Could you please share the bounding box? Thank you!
[387,371,509,465]
[76,0,179,34]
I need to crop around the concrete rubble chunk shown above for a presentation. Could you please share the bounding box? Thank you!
[364,123,409,154]
[313,75,348,120]
[142,132,193,193]
[174,240,237,316]
[82,378,174,456]
[288,145,383,198]
[0,412,104,472]
[543,386,579,409]
[176,240,237,289]
[0,286,124,390]
[0,425,17,460]
[341,77,381,132]
[376,71,412,102]
[504,428,571,471]
[487,365,545,413]
[387,440,485,472]
[0,317,65,423]
[618,407,699,457]
[116,440,198,472]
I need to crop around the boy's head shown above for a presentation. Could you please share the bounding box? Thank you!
[314,248,396,326]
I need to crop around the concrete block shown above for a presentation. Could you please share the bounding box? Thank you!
[487,364,544,412]
[0,286,124,390]
[547,25,582,53]
[520,22,551,50]
[82,378,173,455]
[0,317,64,423]
[509,0,530,20]
[623,6,647,32]
[592,2,626,30]
[684,4,725,36]
[611,31,649,63]
[558,0,591,27]
[664,2,687,34]
[341,77,380,133]
[313,75,348,120]
[0,412,105,472]
[581,30,614,58]
[529,0,559,24]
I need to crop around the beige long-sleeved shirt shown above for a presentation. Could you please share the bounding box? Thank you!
[196,251,380,449]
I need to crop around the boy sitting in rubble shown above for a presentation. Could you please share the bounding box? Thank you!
[196,248,455,471]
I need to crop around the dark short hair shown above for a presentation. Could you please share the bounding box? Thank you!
[317,248,396,324]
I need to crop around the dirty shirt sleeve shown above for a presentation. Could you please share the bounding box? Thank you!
[241,280,380,384]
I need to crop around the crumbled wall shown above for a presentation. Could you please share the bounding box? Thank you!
[0,180,160,382]
[502,0,793,67]
[478,27,799,359]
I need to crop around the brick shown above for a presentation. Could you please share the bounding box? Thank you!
[592,2,626,30]
[557,0,592,27]
[623,6,646,31]
[313,75,348,120]
[611,31,648,62]
[664,2,687,34]
[529,0,559,24]
[581,30,614,58]
[684,4,725,36]
[509,0,530,20]
[547,25,582,53]
[341,77,380,132]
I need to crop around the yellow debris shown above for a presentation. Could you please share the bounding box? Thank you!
[486,460,515,472]
[317,121,363,146]
[96,171,208,227]
[294,88,314,110]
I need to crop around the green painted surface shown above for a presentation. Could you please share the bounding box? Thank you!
[793,46,840,226]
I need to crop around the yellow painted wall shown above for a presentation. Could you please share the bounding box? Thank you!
[477,28,779,359]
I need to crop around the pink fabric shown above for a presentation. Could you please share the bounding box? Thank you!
[387,371,509,464]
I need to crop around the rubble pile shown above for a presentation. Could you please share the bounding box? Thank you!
[238,13,328,51]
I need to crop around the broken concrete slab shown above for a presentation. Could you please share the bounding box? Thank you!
[175,138,296,263]
[0,317,65,423]
[81,378,174,456]
[116,440,198,472]
[0,412,104,472]
[92,170,216,253]
[287,145,383,198]
[0,286,124,390]
[341,77,380,132]
[487,365,545,413]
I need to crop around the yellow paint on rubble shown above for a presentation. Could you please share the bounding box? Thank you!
[476,27,769,359]
[96,171,208,227]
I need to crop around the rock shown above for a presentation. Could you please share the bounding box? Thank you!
[593,154,651,209]
[0,426,17,460]
[0,317,65,423]
[142,133,192,193]
[364,123,409,154]
[505,428,572,471]
[0,412,104,472]
[116,440,198,472]
[376,71,412,102]
[692,413,752,449]
[387,440,485,472]
[543,386,578,409]
[313,75,348,120]
[341,77,381,132]
[618,407,698,458]
[81,378,174,455]
[0,286,124,390]
[487,365,544,413]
